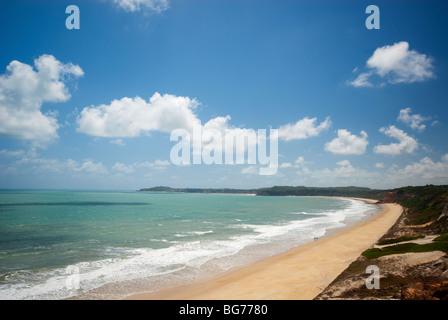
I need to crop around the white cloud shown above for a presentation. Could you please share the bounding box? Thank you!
[336,160,351,166]
[325,129,368,155]
[307,161,373,186]
[135,159,170,170]
[71,160,108,174]
[113,0,169,12]
[110,139,126,146]
[281,154,448,189]
[77,91,326,171]
[348,41,434,87]
[0,55,83,144]
[202,116,231,131]
[154,159,170,166]
[77,92,201,138]
[367,41,434,83]
[280,156,309,170]
[397,107,430,132]
[11,151,107,175]
[241,166,258,175]
[200,116,268,164]
[375,162,385,169]
[112,162,135,174]
[77,92,280,169]
[348,72,373,88]
[278,116,331,141]
[374,125,418,155]
[0,149,25,157]
[295,156,306,166]
[391,154,448,185]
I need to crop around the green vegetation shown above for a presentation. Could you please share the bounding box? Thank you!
[254,186,385,199]
[362,241,448,259]
[434,233,448,242]
[385,185,448,234]
[360,186,448,259]
[377,235,425,245]
[390,185,448,225]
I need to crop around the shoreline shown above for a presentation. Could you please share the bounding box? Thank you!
[125,198,402,300]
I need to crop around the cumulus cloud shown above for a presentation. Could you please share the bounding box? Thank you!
[77,92,276,176]
[395,154,448,183]
[324,129,368,155]
[0,148,177,185]
[397,107,431,132]
[77,93,258,158]
[135,159,170,170]
[72,160,108,174]
[374,125,418,155]
[348,41,434,87]
[77,91,324,174]
[77,92,201,137]
[306,161,373,186]
[78,92,281,171]
[367,41,434,83]
[113,0,169,12]
[78,92,326,158]
[336,160,351,166]
[278,116,331,141]
[0,55,83,144]
[280,156,308,169]
[200,116,267,163]
[112,162,135,174]
[13,152,107,175]
[279,154,448,189]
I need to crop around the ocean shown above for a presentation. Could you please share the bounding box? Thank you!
[0,190,381,300]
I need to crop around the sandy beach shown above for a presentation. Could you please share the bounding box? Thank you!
[125,199,403,300]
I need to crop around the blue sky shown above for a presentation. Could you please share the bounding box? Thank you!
[1,0,448,190]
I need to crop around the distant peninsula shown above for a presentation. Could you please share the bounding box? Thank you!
[139,186,257,195]
[139,185,386,199]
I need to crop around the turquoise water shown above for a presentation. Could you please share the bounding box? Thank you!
[0,190,381,300]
